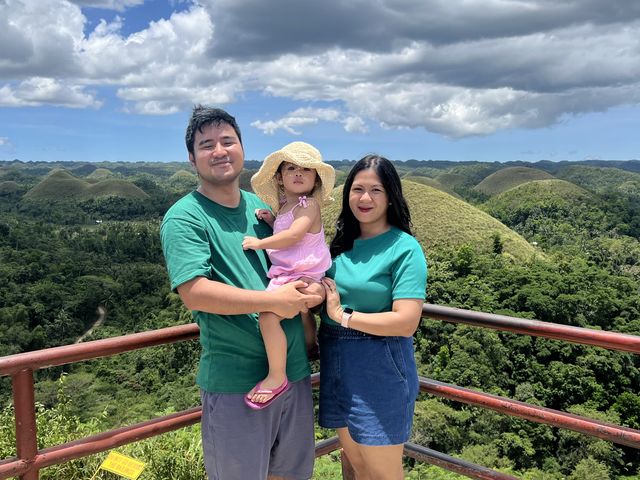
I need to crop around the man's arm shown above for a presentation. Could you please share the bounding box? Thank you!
[178,277,322,319]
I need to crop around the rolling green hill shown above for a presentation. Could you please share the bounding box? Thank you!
[167,170,198,190]
[403,175,462,199]
[0,181,22,196]
[555,165,640,195]
[86,168,114,179]
[22,169,149,202]
[322,180,538,261]
[483,179,593,224]
[474,167,554,196]
[434,172,468,190]
[82,179,149,200]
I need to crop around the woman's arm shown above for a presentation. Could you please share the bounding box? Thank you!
[322,278,423,337]
[243,201,320,250]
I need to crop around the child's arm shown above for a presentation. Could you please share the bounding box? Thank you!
[243,201,320,251]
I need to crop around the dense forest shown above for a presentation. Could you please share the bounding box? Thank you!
[0,158,639,479]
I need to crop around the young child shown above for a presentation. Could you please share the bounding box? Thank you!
[242,141,335,409]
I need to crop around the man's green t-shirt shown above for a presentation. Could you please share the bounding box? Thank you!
[160,190,311,393]
[321,227,427,326]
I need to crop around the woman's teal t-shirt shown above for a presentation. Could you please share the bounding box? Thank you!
[321,227,428,327]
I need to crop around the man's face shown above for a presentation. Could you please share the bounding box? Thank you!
[189,122,244,187]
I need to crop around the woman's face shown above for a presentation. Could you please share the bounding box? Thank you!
[348,168,389,231]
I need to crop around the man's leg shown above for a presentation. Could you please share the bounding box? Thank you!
[267,377,315,480]
[201,390,277,480]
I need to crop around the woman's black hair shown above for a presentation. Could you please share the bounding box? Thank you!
[329,154,413,257]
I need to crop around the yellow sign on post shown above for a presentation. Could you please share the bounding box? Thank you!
[97,451,146,479]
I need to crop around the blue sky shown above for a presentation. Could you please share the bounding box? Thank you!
[1,0,640,164]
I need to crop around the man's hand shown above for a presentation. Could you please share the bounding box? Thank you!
[271,280,323,319]
[242,236,262,250]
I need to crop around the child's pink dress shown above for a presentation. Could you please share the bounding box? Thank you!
[266,196,332,291]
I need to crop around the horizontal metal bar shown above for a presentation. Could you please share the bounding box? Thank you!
[404,442,518,480]
[0,323,200,376]
[0,407,202,479]
[420,377,640,449]
[314,436,340,457]
[422,304,640,354]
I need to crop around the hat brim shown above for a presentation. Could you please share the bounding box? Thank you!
[251,149,335,212]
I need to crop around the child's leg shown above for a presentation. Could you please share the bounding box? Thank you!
[298,278,326,359]
[250,311,288,404]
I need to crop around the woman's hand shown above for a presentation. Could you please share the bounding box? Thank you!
[322,278,343,323]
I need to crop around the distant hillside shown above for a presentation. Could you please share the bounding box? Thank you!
[86,168,113,179]
[322,180,537,261]
[555,165,640,195]
[434,172,468,190]
[403,175,461,199]
[443,163,504,187]
[474,167,554,196]
[82,179,149,200]
[23,169,149,202]
[167,170,198,190]
[0,181,22,196]
[483,179,593,223]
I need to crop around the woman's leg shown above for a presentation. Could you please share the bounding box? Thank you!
[249,311,288,403]
[336,427,404,480]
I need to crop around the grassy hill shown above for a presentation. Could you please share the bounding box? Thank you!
[82,179,149,200]
[403,175,461,199]
[555,165,640,195]
[23,169,149,202]
[474,167,554,196]
[434,172,469,190]
[0,181,22,196]
[483,179,593,222]
[86,168,114,179]
[322,180,538,261]
[167,170,198,190]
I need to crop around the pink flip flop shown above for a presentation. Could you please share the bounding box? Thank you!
[244,378,290,410]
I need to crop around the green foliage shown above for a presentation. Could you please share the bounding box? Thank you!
[2,159,640,478]
[568,457,611,480]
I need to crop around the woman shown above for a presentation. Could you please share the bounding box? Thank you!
[319,154,428,480]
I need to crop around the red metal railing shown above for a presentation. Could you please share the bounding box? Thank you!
[0,304,639,479]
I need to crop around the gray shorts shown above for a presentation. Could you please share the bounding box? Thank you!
[200,377,314,480]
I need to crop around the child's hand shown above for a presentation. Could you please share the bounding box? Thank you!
[255,208,275,224]
[242,236,262,250]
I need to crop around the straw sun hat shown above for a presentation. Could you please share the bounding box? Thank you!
[251,141,336,212]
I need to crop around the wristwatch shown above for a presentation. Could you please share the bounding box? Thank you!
[341,307,354,328]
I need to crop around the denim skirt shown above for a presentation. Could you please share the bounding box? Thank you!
[318,323,419,446]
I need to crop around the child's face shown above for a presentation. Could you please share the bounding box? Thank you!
[278,161,318,197]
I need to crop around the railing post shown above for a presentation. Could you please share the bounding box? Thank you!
[340,449,356,480]
[13,369,38,480]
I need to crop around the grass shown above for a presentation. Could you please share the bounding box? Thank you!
[474,167,554,196]
[484,179,592,212]
[403,175,462,199]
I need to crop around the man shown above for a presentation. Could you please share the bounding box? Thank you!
[160,106,320,479]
